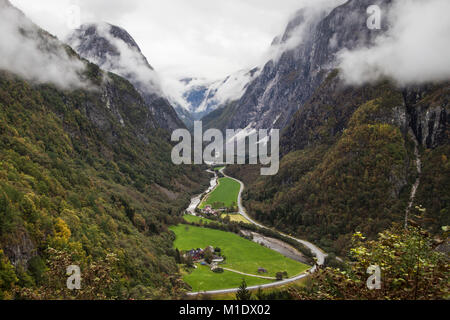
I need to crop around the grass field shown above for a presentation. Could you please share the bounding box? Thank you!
[221,213,250,224]
[183,215,215,224]
[171,225,309,291]
[199,177,240,209]
[170,225,309,278]
[213,166,225,172]
[183,265,272,292]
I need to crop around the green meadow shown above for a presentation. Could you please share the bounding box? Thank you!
[170,225,309,279]
[183,265,272,292]
[171,225,309,291]
[183,215,215,224]
[199,177,241,209]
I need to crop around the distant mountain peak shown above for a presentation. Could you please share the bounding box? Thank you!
[67,23,156,86]
[208,0,391,132]
[67,22,185,131]
[166,67,261,127]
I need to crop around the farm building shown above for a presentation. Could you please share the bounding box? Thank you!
[212,257,224,263]
[184,248,204,261]
[202,205,218,216]
[184,246,224,263]
[258,267,268,274]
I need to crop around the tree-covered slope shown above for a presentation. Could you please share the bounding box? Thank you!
[228,73,449,255]
[0,67,209,299]
[0,1,209,299]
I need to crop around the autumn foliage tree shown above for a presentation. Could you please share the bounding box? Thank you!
[291,225,449,300]
[15,248,119,300]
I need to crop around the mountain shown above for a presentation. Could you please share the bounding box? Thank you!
[0,1,208,299]
[168,67,260,128]
[67,23,185,131]
[204,0,392,132]
[225,0,449,255]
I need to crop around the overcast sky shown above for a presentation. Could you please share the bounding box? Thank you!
[10,0,309,80]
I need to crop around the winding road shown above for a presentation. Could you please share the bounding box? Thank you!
[221,168,327,266]
[187,168,327,296]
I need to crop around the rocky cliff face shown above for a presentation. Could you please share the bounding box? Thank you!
[67,23,185,131]
[403,86,449,149]
[211,0,392,132]
[237,73,449,254]
[2,229,36,268]
[222,0,448,254]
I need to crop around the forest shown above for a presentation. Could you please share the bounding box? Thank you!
[0,69,209,299]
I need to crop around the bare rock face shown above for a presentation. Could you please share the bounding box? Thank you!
[2,230,36,268]
[404,86,449,149]
[207,0,448,155]
[215,0,392,132]
[67,23,185,132]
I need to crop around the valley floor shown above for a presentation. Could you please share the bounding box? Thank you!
[170,224,309,292]
[171,167,325,295]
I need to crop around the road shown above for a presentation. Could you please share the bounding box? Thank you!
[221,168,327,265]
[186,168,327,296]
[187,271,313,296]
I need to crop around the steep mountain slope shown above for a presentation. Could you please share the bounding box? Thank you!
[224,0,449,255]
[229,70,448,255]
[0,1,208,299]
[206,0,392,132]
[67,23,185,132]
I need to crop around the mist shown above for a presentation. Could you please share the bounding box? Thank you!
[267,0,346,63]
[67,22,163,97]
[337,0,450,86]
[0,3,87,90]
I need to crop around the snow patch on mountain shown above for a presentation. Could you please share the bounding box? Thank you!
[164,67,260,121]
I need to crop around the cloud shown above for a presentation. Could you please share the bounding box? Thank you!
[67,22,162,94]
[337,0,450,86]
[267,0,346,63]
[10,0,308,81]
[164,67,261,113]
[0,3,87,89]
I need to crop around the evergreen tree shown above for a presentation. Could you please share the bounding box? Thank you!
[236,279,252,300]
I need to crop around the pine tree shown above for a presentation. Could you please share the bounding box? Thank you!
[236,279,252,300]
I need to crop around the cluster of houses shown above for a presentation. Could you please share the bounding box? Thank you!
[202,205,218,216]
[185,248,206,261]
[184,246,273,276]
[202,205,229,217]
[184,246,224,264]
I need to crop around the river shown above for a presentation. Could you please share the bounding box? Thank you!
[186,170,218,215]
[240,230,310,264]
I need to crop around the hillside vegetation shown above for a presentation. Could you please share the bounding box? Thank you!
[227,74,449,255]
[0,67,208,299]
